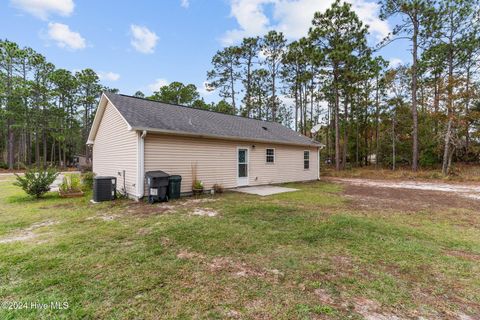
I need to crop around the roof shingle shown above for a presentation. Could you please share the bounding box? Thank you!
[104,92,321,147]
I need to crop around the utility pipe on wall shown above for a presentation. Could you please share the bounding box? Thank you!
[137,130,147,199]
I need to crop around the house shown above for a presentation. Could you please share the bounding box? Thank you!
[87,92,323,199]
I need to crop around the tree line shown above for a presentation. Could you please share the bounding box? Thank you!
[205,0,480,174]
[0,40,110,170]
[2,0,480,174]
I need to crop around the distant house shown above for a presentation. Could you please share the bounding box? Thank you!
[87,92,323,199]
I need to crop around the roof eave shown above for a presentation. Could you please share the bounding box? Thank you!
[132,126,323,148]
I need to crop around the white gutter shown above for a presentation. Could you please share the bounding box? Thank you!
[137,130,147,199]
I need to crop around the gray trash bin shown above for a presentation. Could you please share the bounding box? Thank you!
[145,171,170,203]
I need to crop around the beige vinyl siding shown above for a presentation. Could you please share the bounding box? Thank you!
[92,102,138,196]
[144,133,318,195]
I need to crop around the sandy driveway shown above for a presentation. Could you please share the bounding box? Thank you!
[327,177,480,201]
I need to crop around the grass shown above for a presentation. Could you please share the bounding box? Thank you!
[0,177,479,319]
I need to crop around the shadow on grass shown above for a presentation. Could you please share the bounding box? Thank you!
[6,192,61,204]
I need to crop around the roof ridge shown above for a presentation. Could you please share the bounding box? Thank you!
[106,92,279,125]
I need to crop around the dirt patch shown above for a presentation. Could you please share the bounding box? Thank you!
[0,220,57,244]
[445,250,480,262]
[86,214,119,221]
[338,182,480,212]
[329,177,480,202]
[181,198,218,206]
[125,202,177,216]
[191,208,219,217]
[177,249,205,260]
[314,288,335,304]
[208,257,261,277]
[121,198,218,217]
[136,227,152,236]
[208,257,283,281]
[351,297,401,320]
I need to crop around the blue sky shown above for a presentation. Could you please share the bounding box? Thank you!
[1,0,408,103]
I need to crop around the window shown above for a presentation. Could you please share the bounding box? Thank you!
[266,148,275,163]
[304,151,310,169]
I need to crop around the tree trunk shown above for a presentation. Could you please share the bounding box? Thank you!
[442,31,454,176]
[411,18,419,172]
[465,64,471,157]
[7,120,14,169]
[230,62,236,112]
[43,128,47,167]
[433,72,440,135]
[334,68,340,171]
[442,118,452,175]
[375,75,380,168]
[392,108,396,171]
[342,95,349,169]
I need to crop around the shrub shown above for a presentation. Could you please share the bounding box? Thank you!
[0,162,8,170]
[213,183,224,193]
[14,167,59,198]
[59,174,82,193]
[81,172,95,191]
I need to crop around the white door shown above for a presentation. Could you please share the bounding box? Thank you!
[237,148,249,186]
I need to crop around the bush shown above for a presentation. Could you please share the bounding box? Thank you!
[81,172,95,191]
[14,167,59,198]
[0,162,8,170]
[59,174,82,193]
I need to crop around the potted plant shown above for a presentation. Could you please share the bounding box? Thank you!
[59,174,84,198]
[192,180,204,195]
[191,161,203,195]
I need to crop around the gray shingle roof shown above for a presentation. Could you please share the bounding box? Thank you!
[105,92,321,147]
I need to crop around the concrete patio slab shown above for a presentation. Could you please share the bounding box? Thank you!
[232,185,299,196]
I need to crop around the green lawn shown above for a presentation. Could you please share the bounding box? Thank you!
[0,176,479,319]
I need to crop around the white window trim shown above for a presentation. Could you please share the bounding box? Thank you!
[304,150,310,170]
[265,148,275,164]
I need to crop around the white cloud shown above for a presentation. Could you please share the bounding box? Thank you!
[389,57,403,68]
[198,81,214,97]
[98,71,120,81]
[180,0,189,8]
[130,24,159,54]
[11,0,74,20]
[47,22,86,50]
[148,78,169,92]
[222,0,272,45]
[221,0,390,45]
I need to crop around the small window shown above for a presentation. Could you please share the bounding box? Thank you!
[304,151,310,169]
[266,148,275,163]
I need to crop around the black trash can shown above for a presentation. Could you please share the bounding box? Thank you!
[168,175,182,200]
[93,176,117,202]
[145,171,170,203]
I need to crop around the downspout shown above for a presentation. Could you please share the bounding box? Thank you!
[137,130,147,199]
[317,147,321,180]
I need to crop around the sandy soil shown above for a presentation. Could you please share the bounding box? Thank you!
[326,177,480,212]
[0,220,57,244]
